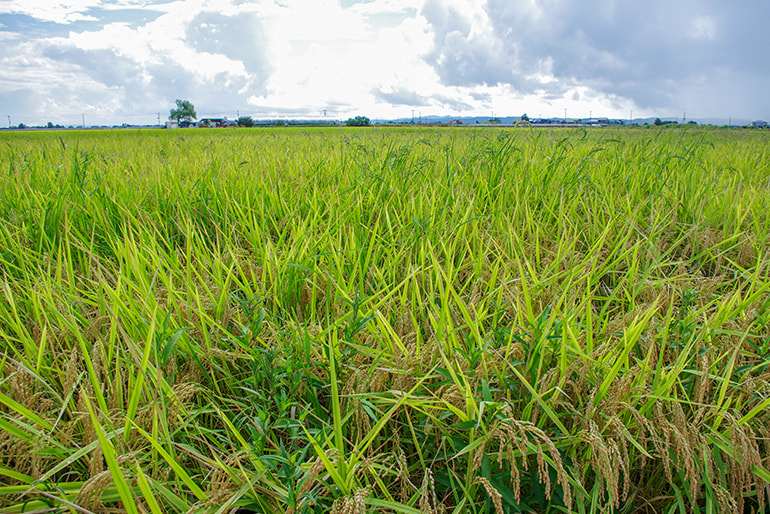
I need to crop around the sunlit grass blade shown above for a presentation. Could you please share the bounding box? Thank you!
[83,395,138,514]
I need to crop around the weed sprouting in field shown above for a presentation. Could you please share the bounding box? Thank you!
[0,126,768,512]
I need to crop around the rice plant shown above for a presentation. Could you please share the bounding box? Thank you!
[0,126,768,513]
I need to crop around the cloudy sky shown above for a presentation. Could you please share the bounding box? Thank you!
[1,0,768,126]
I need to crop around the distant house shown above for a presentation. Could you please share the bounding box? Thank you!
[199,118,223,128]
[199,117,235,128]
[165,120,178,129]
[752,120,768,129]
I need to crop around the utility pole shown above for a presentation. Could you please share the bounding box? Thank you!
[630,110,633,125]
[81,113,85,128]
[683,112,686,124]
[564,108,567,122]
[7,115,10,128]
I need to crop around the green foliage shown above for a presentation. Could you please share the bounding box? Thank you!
[0,127,768,513]
[237,116,254,127]
[345,115,370,126]
[169,99,196,122]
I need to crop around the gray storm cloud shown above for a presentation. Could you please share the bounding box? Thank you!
[373,86,430,106]
[421,0,770,115]
[185,11,271,82]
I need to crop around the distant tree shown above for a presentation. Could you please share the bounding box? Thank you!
[345,116,370,127]
[237,116,254,127]
[169,99,197,123]
[654,118,663,126]
[521,113,529,122]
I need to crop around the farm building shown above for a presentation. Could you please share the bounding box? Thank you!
[199,117,237,128]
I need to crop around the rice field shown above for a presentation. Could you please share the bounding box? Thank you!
[0,126,768,513]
